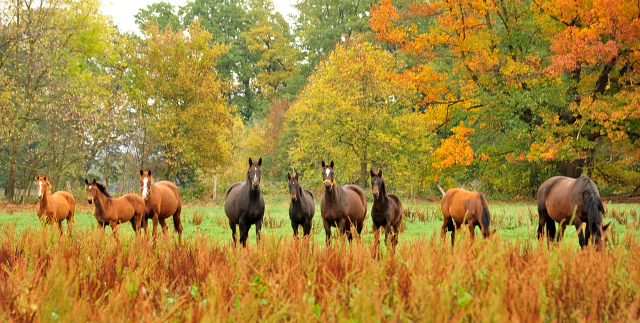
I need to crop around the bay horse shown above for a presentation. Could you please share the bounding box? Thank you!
[370,169,403,254]
[537,175,610,250]
[224,157,265,247]
[139,170,184,243]
[441,187,491,245]
[35,174,75,232]
[85,179,145,235]
[320,160,367,244]
[287,172,315,238]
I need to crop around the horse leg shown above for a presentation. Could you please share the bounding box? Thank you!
[57,219,63,235]
[384,222,392,247]
[356,221,364,236]
[302,220,312,238]
[229,221,237,247]
[110,221,119,240]
[292,221,299,239]
[172,207,183,244]
[239,221,249,248]
[391,224,399,249]
[574,218,586,249]
[558,222,567,242]
[255,219,263,243]
[467,222,476,240]
[338,219,351,243]
[158,217,169,237]
[323,218,332,246]
[372,223,380,258]
[441,215,453,243]
[152,214,160,239]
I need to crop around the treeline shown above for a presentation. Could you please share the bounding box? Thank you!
[1,0,639,202]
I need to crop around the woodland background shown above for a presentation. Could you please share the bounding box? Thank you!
[1,0,639,203]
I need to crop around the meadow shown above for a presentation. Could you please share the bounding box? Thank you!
[1,200,640,321]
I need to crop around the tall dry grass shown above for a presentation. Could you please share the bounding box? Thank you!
[1,224,639,322]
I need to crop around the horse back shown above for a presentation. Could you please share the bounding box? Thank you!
[343,185,367,222]
[119,193,145,221]
[442,188,477,224]
[224,182,245,223]
[538,176,578,222]
[388,194,403,225]
[154,181,182,216]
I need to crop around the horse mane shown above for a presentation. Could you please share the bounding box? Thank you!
[580,176,604,237]
[95,182,112,198]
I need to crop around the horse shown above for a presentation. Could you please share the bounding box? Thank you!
[35,174,75,232]
[224,157,266,247]
[320,160,367,244]
[139,170,184,243]
[85,179,145,235]
[370,169,403,254]
[441,187,491,245]
[537,175,610,250]
[287,172,315,238]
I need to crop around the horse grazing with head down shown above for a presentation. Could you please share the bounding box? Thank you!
[139,170,184,243]
[35,174,75,232]
[370,169,403,254]
[441,187,491,245]
[537,175,610,250]
[320,160,367,244]
[225,157,266,247]
[85,179,145,235]
[287,172,315,238]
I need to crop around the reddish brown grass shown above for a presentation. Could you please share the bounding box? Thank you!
[0,225,639,321]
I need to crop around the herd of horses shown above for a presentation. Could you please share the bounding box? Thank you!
[33,158,610,250]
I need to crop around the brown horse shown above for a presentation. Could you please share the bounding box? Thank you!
[225,157,266,247]
[537,175,610,249]
[441,188,491,245]
[320,160,367,244]
[35,174,75,232]
[370,169,403,254]
[85,179,145,235]
[288,172,315,238]
[139,170,184,243]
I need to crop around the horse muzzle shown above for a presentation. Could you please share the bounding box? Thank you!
[37,194,43,199]
[373,192,379,199]
[291,194,297,201]
[88,199,92,204]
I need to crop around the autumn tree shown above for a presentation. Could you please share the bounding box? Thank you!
[286,37,416,188]
[134,1,181,31]
[126,22,237,180]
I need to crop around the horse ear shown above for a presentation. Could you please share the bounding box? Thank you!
[84,179,89,185]
[370,169,375,177]
[140,169,144,176]
[92,179,96,184]
[330,160,334,168]
[287,172,291,180]
[378,170,383,177]
[322,161,326,167]
[603,222,611,231]
[36,174,40,180]
[295,172,299,180]
[258,157,262,166]
[148,170,151,176]
[249,158,253,167]
[43,175,47,180]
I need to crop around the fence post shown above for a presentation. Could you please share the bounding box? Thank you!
[66,181,71,193]
[213,176,217,200]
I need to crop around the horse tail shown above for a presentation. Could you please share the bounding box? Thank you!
[582,176,604,237]
[478,192,491,237]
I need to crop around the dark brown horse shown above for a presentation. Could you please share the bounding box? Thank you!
[287,172,315,238]
[85,179,145,235]
[139,170,184,243]
[537,175,610,249]
[225,157,266,247]
[35,174,75,232]
[370,169,403,254]
[441,188,491,245]
[320,160,367,244]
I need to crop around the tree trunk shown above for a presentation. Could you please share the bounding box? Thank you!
[556,160,584,178]
[6,140,18,202]
[359,160,367,189]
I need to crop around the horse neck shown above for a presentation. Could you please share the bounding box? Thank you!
[93,190,109,215]
[245,179,261,200]
[292,186,304,206]
[324,181,344,205]
[39,190,52,209]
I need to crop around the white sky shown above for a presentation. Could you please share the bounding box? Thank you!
[103,0,298,34]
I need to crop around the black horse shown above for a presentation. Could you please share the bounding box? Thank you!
[287,172,315,238]
[370,169,403,254]
[224,157,265,247]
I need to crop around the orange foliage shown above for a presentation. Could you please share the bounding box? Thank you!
[432,123,476,169]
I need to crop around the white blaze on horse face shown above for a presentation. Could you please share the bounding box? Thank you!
[325,168,330,177]
[38,181,43,197]
[142,178,149,198]
[254,172,258,183]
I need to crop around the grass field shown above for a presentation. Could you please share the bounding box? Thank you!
[1,199,640,321]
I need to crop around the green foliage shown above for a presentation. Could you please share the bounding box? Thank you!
[134,1,181,31]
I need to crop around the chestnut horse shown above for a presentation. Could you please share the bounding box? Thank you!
[320,160,367,244]
[370,169,403,254]
[441,188,491,245]
[35,174,75,232]
[85,179,145,235]
[537,175,610,249]
[139,170,184,243]
[287,172,315,238]
[225,157,266,247]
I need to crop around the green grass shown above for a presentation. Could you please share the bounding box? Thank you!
[3,200,639,248]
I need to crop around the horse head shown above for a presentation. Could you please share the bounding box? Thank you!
[85,179,97,204]
[288,172,300,201]
[369,169,383,200]
[139,169,153,201]
[248,157,262,190]
[596,222,611,250]
[35,174,51,199]
[321,160,336,192]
